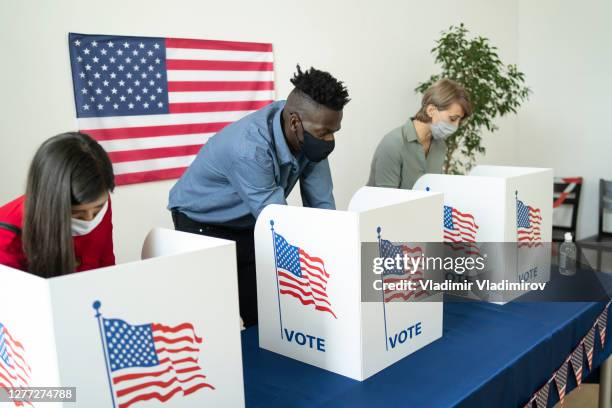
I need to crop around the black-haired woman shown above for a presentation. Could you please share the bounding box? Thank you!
[0,132,116,278]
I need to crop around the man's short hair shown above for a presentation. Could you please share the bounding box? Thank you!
[290,65,350,111]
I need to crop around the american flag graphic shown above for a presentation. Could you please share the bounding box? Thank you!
[273,231,337,319]
[570,344,584,387]
[443,205,481,256]
[379,239,428,302]
[69,33,274,185]
[516,194,542,247]
[102,317,214,408]
[0,323,32,407]
[584,326,595,371]
[554,358,569,406]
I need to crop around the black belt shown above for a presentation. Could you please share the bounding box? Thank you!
[172,210,253,233]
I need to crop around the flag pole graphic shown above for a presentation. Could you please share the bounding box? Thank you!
[270,220,284,340]
[93,300,117,408]
[378,227,389,351]
[515,190,521,284]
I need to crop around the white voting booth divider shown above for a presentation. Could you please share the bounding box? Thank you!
[413,165,553,303]
[255,187,444,381]
[0,228,244,407]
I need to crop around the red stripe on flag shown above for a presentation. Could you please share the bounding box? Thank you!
[83,122,230,141]
[166,38,272,52]
[168,81,274,92]
[114,366,172,384]
[156,346,199,354]
[107,144,203,163]
[168,100,273,114]
[152,323,203,343]
[152,335,200,345]
[183,382,216,395]
[279,289,337,318]
[117,377,180,398]
[5,341,30,375]
[118,385,183,408]
[179,374,208,383]
[3,330,25,351]
[173,357,199,365]
[385,290,429,302]
[0,372,15,389]
[176,366,200,375]
[114,167,187,185]
[278,269,325,292]
[300,258,327,279]
[278,279,332,306]
[166,60,274,71]
[452,208,479,229]
[0,364,21,386]
[299,263,327,284]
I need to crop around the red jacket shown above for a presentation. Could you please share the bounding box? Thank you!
[0,195,115,273]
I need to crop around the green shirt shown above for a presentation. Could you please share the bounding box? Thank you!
[367,120,446,189]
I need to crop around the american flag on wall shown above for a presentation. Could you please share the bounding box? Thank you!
[273,231,337,319]
[68,33,275,185]
[0,323,32,407]
[516,192,542,247]
[443,205,481,256]
[101,317,214,408]
[378,238,428,302]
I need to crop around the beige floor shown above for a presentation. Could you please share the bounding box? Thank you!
[553,384,599,408]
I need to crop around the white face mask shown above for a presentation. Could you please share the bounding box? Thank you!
[429,107,459,141]
[430,120,458,141]
[71,200,108,236]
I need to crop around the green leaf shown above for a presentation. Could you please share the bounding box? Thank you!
[417,24,530,173]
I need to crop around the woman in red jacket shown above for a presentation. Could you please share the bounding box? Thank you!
[0,132,116,277]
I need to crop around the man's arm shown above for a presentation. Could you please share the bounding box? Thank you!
[227,145,287,219]
[299,159,336,210]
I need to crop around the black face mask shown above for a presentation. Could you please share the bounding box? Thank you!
[295,115,335,162]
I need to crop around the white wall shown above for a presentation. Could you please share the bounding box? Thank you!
[0,0,519,262]
[517,0,612,239]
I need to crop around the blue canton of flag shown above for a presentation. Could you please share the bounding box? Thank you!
[379,239,406,276]
[104,319,159,371]
[274,233,302,278]
[443,206,455,230]
[517,200,533,228]
[0,323,9,367]
[69,34,170,118]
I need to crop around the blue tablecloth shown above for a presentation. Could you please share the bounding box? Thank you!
[242,301,612,407]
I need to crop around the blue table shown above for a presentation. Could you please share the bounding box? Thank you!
[242,301,612,407]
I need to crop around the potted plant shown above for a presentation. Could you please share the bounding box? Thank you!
[416,23,531,174]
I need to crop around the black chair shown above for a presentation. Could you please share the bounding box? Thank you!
[552,177,583,242]
[578,179,612,271]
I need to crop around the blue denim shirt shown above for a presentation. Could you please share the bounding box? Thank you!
[168,100,336,228]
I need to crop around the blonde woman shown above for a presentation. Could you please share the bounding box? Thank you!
[367,78,472,189]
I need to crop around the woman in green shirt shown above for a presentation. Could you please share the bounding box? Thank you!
[367,78,472,189]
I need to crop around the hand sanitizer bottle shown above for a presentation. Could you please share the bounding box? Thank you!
[559,232,576,276]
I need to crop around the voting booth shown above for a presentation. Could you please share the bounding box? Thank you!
[255,187,444,381]
[0,228,244,407]
[413,165,553,303]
